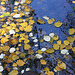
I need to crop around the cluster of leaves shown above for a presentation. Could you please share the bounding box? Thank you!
[0,0,75,75]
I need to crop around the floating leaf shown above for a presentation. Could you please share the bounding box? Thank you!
[54,21,63,27]
[5,57,13,63]
[16,60,25,66]
[1,37,8,44]
[37,19,45,24]
[53,44,59,50]
[72,47,75,51]
[57,62,66,69]
[40,59,47,65]
[0,15,4,18]
[55,66,62,71]
[12,63,17,67]
[4,12,10,16]
[53,35,59,40]
[72,1,75,3]
[26,0,31,4]
[67,36,74,43]
[60,44,66,50]
[10,38,18,45]
[20,22,28,27]
[29,20,35,25]
[43,67,50,71]
[1,2,5,4]
[9,70,18,75]
[69,28,75,35]
[45,71,54,75]
[57,40,61,45]
[16,19,23,22]
[47,18,55,24]
[63,40,70,45]
[12,55,19,60]
[24,25,32,32]
[0,73,2,75]
[28,49,34,54]
[2,46,9,51]
[46,48,55,53]
[66,45,72,50]
[24,39,29,43]
[20,53,25,58]
[37,50,43,54]
[24,44,31,50]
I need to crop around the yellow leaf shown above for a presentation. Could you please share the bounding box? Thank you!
[46,48,55,53]
[12,63,17,67]
[20,33,25,37]
[45,71,54,75]
[67,36,74,43]
[55,66,62,71]
[53,44,59,50]
[16,59,25,66]
[9,70,18,75]
[24,44,31,50]
[57,62,66,69]
[37,19,45,24]
[1,37,8,44]
[10,38,18,45]
[54,21,63,27]
[18,44,22,46]
[69,28,75,35]
[2,24,7,27]
[43,67,50,71]
[0,73,2,75]
[24,39,29,43]
[26,0,31,4]
[72,47,75,51]
[53,35,59,40]
[24,35,28,39]
[25,7,30,12]
[1,2,5,4]
[57,40,61,45]
[0,15,4,18]
[72,1,75,3]
[12,55,19,60]
[20,22,28,27]
[29,17,33,20]
[24,25,32,32]
[63,40,70,45]
[16,19,23,22]
[1,0,6,1]
[47,18,55,24]
[2,46,9,51]
[37,50,43,54]
[60,44,66,50]
[29,20,35,25]
[66,45,72,50]
[40,59,47,65]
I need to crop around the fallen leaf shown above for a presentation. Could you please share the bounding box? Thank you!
[54,21,63,27]
[37,19,45,24]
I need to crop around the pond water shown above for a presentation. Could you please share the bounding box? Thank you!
[31,0,73,41]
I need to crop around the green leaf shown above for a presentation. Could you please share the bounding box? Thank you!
[4,12,10,16]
